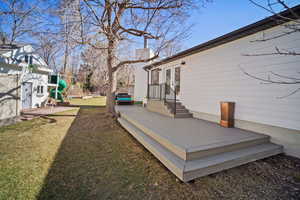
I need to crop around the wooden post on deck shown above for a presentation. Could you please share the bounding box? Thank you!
[220,102,235,128]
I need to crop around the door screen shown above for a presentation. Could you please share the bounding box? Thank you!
[165,69,171,95]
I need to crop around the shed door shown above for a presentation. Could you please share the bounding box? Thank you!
[22,82,32,109]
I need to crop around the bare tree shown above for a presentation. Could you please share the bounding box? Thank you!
[32,32,61,71]
[116,64,134,91]
[53,0,84,73]
[68,0,208,114]
[242,1,300,98]
[0,0,43,44]
[160,40,186,57]
[79,41,109,93]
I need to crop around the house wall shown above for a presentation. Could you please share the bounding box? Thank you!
[134,48,154,102]
[0,74,21,126]
[155,23,300,158]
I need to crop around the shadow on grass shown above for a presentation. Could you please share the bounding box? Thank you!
[36,105,122,200]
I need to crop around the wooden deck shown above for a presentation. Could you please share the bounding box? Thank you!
[116,105,282,182]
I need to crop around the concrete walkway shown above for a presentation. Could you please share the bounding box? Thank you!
[116,105,267,152]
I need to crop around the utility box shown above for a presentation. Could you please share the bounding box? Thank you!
[220,102,235,128]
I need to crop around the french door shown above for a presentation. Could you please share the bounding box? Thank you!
[164,66,180,99]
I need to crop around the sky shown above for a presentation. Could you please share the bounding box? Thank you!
[184,0,300,49]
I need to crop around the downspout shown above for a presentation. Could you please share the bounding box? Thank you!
[16,74,19,116]
[146,69,149,99]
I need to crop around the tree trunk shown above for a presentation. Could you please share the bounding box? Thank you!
[106,39,116,115]
[63,39,69,73]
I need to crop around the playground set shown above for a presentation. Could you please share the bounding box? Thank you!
[48,74,69,105]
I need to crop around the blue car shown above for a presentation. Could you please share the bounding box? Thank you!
[115,93,134,105]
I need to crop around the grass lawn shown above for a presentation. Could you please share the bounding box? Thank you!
[1,96,300,200]
[68,96,106,106]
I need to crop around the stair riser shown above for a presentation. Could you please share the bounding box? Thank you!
[166,105,185,109]
[175,113,193,118]
[170,110,190,114]
[165,101,182,105]
[187,137,270,160]
[169,109,189,113]
[183,146,283,182]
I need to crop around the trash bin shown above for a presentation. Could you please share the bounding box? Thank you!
[220,101,235,128]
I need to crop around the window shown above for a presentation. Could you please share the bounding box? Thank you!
[151,69,159,85]
[29,56,33,64]
[37,85,44,95]
[24,55,29,63]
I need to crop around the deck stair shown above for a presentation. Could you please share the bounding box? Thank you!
[117,106,283,182]
[147,99,193,118]
[165,101,193,118]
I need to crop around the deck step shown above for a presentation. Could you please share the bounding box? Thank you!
[183,143,282,182]
[165,101,192,118]
[120,112,272,161]
[118,117,282,182]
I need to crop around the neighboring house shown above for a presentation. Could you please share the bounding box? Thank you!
[135,6,300,158]
[0,43,52,110]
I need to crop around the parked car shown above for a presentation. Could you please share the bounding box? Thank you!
[115,93,134,105]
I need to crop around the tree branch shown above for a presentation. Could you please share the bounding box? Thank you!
[240,67,300,84]
[113,54,159,72]
[243,47,300,56]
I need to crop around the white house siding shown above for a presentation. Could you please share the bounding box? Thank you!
[134,64,147,102]
[155,23,300,157]
[134,48,154,102]
[23,72,49,108]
